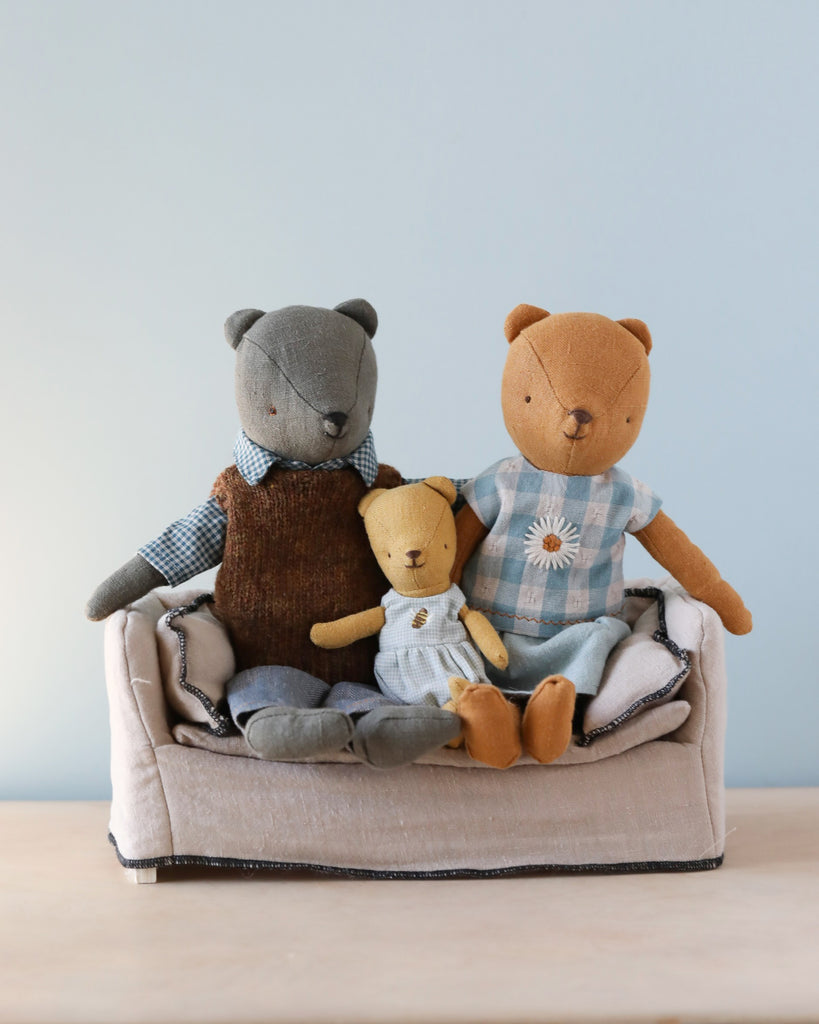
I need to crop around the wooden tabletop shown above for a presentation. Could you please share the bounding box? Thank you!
[1,789,817,1024]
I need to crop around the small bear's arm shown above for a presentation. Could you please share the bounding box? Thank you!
[458,605,509,671]
[310,605,387,650]
[452,504,489,584]
[633,510,752,635]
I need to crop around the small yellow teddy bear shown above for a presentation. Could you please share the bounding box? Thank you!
[311,477,522,768]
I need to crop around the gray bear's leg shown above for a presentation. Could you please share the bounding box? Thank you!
[323,683,461,768]
[351,705,462,770]
[227,666,353,760]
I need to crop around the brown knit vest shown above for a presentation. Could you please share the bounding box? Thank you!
[211,462,401,681]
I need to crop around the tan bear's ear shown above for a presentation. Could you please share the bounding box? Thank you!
[504,304,550,343]
[422,476,457,505]
[617,318,652,355]
[358,488,386,517]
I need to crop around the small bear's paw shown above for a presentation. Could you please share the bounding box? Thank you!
[456,682,521,770]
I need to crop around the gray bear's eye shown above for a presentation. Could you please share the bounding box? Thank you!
[269,406,277,416]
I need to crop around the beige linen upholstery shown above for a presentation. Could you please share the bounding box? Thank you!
[105,580,727,876]
[156,599,234,732]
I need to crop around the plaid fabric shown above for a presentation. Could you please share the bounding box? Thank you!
[140,431,381,586]
[461,456,662,640]
[139,496,228,586]
[233,430,380,487]
[374,584,491,707]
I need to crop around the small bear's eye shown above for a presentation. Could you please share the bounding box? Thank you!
[269,406,277,416]
[444,544,448,550]
[387,552,391,559]
[626,417,631,423]
[525,396,531,403]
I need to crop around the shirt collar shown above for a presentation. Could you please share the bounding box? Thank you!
[234,430,379,488]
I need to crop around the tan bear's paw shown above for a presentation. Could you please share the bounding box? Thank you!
[522,675,576,764]
[708,581,753,635]
[456,682,521,770]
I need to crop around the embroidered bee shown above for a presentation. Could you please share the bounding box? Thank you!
[411,608,429,629]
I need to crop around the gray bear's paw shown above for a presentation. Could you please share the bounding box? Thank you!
[353,705,461,770]
[245,707,353,760]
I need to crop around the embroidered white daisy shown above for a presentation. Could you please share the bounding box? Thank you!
[524,515,581,570]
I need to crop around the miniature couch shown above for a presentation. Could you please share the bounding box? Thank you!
[104,578,727,882]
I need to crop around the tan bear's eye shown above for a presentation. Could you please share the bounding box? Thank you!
[626,417,631,423]
[525,396,531,403]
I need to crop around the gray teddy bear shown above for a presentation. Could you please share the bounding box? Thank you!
[87,299,460,767]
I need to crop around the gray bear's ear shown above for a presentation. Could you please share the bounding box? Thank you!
[224,309,266,350]
[334,298,378,339]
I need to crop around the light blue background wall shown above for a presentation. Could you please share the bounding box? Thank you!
[1,1,816,798]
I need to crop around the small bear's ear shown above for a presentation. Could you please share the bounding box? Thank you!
[335,298,378,339]
[504,304,550,343]
[422,476,457,506]
[617,318,652,355]
[358,488,386,517]
[225,309,266,350]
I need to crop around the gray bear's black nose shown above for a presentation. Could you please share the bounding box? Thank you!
[569,408,593,425]
[323,412,348,438]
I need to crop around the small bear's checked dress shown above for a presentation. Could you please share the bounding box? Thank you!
[374,584,492,707]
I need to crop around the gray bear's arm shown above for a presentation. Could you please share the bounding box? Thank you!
[85,554,168,621]
[85,494,229,620]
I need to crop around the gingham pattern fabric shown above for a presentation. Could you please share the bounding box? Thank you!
[139,496,228,586]
[461,456,662,640]
[374,584,491,707]
[233,429,380,487]
[139,431,380,586]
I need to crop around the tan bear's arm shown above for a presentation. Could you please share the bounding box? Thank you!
[458,606,509,671]
[633,510,752,635]
[310,606,387,649]
[452,504,489,584]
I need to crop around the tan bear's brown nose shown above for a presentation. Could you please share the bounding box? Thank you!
[406,550,422,561]
[569,408,593,425]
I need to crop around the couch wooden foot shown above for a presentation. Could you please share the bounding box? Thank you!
[126,867,157,884]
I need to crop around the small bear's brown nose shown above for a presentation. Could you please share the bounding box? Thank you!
[569,408,593,425]
[405,550,422,561]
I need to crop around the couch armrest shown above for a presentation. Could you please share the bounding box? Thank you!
[659,580,727,856]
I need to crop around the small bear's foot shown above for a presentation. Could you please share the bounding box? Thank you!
[455,682,521,769]
[353,705,461,769]
[244,707,353,760]
[521,675,576,764]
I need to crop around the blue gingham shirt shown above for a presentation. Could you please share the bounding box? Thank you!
[461,455,662,640]
[139,431,380,586]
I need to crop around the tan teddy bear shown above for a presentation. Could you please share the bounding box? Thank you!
[311,477,522,769]
[454,305,752,766]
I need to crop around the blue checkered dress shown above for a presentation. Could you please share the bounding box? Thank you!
[139,431,380,586]
[461,456,662,640]
[374,584,491,707]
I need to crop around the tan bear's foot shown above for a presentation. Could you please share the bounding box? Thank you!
[522,675,576,764]
[455,681,521,769]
